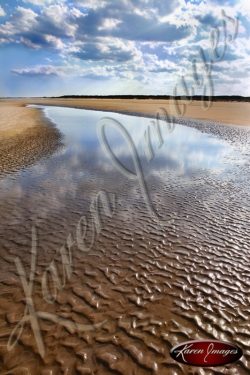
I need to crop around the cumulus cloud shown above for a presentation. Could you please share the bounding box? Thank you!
[98,18,121,31]
[0,6,38,37]
[1,0,249,95]
[22,0,60,5]
[12,65,63,76]
[0,4,78,48]
[74,0,191,42]
[73,39,141,62]
[0,0,191,48]
[77,0,180,16]
[75,0,107,9]
[0,6,5,17]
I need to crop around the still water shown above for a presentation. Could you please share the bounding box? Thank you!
[0,105,236,225]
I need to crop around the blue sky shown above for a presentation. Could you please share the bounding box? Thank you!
[0,0,249,97]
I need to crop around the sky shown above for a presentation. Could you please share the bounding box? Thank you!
[0,0,249,97]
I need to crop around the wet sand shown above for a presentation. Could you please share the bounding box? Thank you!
[0,101,62,176]
[0,101,249,374]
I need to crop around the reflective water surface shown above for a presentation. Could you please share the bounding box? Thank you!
[0,106,249,374]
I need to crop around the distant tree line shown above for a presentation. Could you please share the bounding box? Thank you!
[49,95,250,102]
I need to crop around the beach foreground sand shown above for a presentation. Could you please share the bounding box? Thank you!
[0,99,249,373]
[0,101,61,176]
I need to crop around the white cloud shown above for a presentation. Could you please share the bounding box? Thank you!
[22,0,60,5]
[0,6,38,36]
[98,18,121,31]
[1,0,249,95]
[12,65,64,76]
[0,6,5,17]
[44,35,65,49]
[76,0,108,9]
[72,38,141,63]
[0,4,78,48]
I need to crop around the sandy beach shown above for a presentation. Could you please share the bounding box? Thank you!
[0,99,250,375]
[0,101,61,176]
[16,97,250,127]
[0,100,249,374]
[1,0,250,372]
[1,98,250,135]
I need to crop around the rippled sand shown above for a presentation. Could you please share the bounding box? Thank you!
[0,103,249,374]
[0,101,62,177]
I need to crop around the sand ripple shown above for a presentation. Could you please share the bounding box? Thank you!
[0,109,249,374]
